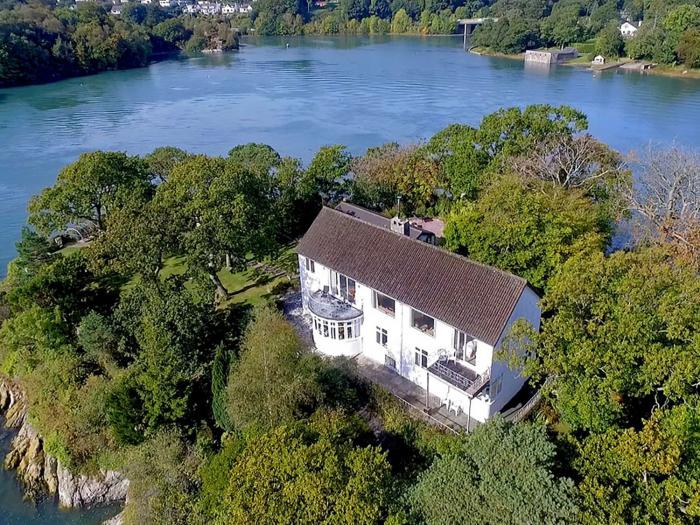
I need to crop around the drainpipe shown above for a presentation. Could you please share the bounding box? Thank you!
[398,301,404,375]
[466,396,472,433]
[425,371,430,409]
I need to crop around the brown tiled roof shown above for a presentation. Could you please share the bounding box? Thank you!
[297,207,531,346]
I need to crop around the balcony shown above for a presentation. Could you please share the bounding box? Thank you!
[428,357,490,397]
[307,289,362,321]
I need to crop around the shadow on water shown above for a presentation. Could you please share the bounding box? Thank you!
[0,419,121,525]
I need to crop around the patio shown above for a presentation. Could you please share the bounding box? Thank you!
[354,354,479,433]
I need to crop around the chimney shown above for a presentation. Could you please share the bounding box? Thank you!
[391,216,411,236]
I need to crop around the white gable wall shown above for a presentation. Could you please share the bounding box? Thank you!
[298,254,541,424]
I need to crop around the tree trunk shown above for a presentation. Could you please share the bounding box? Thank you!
[209,271,229,302]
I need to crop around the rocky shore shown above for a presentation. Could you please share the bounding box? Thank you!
[0,378,128,522]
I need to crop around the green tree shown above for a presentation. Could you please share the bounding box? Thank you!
[226,306,322,432]
[153,155,277,300]
[529,247,700,433]
[664,4,700,37]
[144,146,191,183]
[678,28,700,67]
[596,20,625,58]
[541,2,585,48]
[122,430,202,525]
[340,0,370,20]
[87,199,174,278]
[211,344,233,432]
[391,8,412,32]
[425,124,489,200]
[215,411,394,525]
[115,279,221,431]
[576,406,700,524]
[472,17,541,54]
[588,0,619,34]
[28,151,151,235]
[306,144,352,203]
[444,175,607,291]
[476,104,588,160]
[409,418,578,525]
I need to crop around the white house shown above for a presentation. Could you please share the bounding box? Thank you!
[620,21,640,37]
[222,4,237,14]
[297,206,541,424]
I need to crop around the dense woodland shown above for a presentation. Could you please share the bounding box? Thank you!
[4,0,700,87]
[0,0,239,87]
[1,104,699,523]
[248,0,700,68]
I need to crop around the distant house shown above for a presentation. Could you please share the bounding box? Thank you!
[593,55,605,65]
[297,206,541,425]
[221,3,236,14]
[620,21,640,37]
[159,0,172,7]
[110,4,123,14]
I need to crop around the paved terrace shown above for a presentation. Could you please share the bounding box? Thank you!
[283,292,479,433]
[354,354,479,433]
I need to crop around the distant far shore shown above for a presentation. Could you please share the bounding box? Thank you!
[470,46,700,79]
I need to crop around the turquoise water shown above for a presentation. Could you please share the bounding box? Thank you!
[0,34,699,523]
[1,36,700,274]
[0,421,119,524]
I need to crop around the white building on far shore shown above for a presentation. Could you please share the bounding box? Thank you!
[620,21,641,37]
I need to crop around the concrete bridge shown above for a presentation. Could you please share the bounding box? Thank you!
[457,17,498,49]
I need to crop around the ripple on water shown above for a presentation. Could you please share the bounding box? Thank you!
[0,35,699,277]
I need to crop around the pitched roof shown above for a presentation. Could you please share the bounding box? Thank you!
[335,202,434,241]
[297,207,531,346]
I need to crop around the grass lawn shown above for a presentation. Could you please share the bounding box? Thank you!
[57,240,299,307]
[154,245,298,307]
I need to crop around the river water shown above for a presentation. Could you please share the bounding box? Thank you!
[0,419,119,524]
[0,34,699,522]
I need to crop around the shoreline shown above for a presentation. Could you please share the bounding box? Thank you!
[470,47,700,79]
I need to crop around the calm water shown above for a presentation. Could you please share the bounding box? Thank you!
[1,36,700,274]
[0,34,699,523]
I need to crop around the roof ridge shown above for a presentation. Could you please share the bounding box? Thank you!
[322,206,528,288]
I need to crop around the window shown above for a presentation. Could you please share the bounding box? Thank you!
[375,327,388,347]
[385,355,396,370]
[331,271,356,303]
[414,348,428,368]
[453,330,475,361]
[490,375,503,398]
[311,315,361,341]
[373,291,395,317]
[304,257,315,273]
[411,309,435,336]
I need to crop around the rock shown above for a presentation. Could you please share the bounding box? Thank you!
[1,377,128,510]
[45,455,58,495]
[57,463,129,508]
